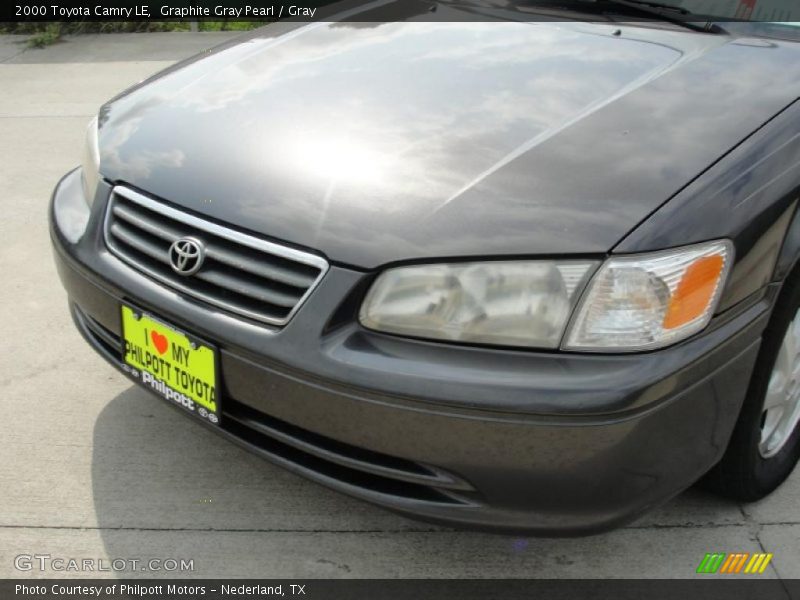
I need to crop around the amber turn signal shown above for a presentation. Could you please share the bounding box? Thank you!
[663,255,726,330]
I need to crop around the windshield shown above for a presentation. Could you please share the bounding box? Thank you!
[440,1,800,38]
[611,0,800,21]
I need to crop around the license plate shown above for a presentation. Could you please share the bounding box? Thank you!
[120,305,220,425]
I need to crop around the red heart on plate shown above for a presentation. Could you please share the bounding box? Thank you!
[151,330,169,355]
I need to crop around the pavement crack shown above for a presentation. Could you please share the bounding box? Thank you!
[755,528,792,596]
[625,522,749,530]
[7,521,800,533]
[0,114,98,119]
[0,44,30,64]
[737,502,791,594]
[0,524,451,534]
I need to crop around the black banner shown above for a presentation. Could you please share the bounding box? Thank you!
[3,0,800,23]
[4,579,800,600]
[5,1,338,22]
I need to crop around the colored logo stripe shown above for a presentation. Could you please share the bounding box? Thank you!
[697,553,773,574]
[720,553,748,574]
[747,553,773,574]
[697,553,726,574]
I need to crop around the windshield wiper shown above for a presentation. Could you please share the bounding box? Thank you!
[585,0,726,33]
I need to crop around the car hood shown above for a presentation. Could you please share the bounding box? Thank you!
[98,8,800,268]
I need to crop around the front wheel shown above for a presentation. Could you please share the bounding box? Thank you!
[705,274,800,500]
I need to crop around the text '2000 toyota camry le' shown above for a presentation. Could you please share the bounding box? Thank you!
[50,1,800,534]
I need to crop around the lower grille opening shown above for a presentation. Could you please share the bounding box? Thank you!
[73,306,122,358]
[221,414,462,504]
[224,399,437,478]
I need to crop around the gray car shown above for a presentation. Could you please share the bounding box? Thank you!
[50,1,800,534]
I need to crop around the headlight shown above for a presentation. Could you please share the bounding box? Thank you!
[54,116,99,244]
[359,240,733,352]
[564,240,733,351]
[81,115,100,205]
[359,261,597,348]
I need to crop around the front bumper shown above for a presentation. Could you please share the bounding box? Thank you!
[51,170,770,535]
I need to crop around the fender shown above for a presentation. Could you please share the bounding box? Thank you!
[615,99,800,313]
[772,196,800,283]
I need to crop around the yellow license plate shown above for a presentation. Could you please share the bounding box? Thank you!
[120,305,219,425]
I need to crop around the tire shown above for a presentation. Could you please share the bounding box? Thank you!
[703,272,800,501]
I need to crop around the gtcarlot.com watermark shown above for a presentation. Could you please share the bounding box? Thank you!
[14,553,194,573]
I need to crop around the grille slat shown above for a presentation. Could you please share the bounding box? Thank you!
[196,267,302,308]
[205,244,318,289]
[105,186,328,326]
[110,222,171,265]
[113,203,186,241]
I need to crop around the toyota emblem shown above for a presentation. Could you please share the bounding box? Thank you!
[169,237,206,276]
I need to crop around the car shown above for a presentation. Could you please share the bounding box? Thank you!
[50,1,800,535]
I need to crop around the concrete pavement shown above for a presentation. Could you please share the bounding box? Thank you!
[1,32,798,581]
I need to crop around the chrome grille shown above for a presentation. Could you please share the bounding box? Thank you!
[104,186,328,326]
